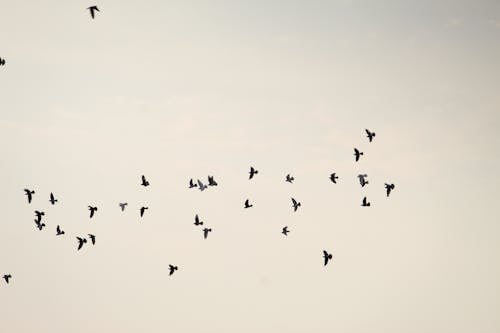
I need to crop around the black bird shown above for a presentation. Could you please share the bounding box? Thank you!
[56,225,65,236]
[358,174,369,187]
[49,192,58,205]
[291,198,301,212]
[385,183,396,197]
[249,166,258,180]
[244,199,253,208]
[203,228,212,239]
[119,202,128,211]
[87,6,99,19]
[208,175,218,186]
[35,221,46,231]
[323,250,333,266]
[34,210,45,223]
[24,189,35,203]
[282,226,289,236]
[3,274,12,284]
[285,174,294,183]
[197,179,207,191]
[189,178,198,188]
[365,129,376,142]
[140,206,149,217]
[76,237,87,250]
[354,148,364,162]
[0,57,5,66]
[141,175,150,187]
[194,214,203,226]
[88,206,98,218]
[88,234,96,245]
[361,197,371,207]
[330,173,339,184]
[168,264,178,276]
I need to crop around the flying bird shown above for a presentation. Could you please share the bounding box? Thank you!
[365,129,376,142]
[87,6,99,19]
[208,175,218,186]
[88,234,96,245]
[35,221,45,231]
[197,179,207,191]
[385,183,395,197]
[194,214,203,226]
[285,174,294,183]
[88,206,98,218]
[49,193,58,205]
[361,197,371,207]
[244,199,253,209]
[323,250,333,266]
[282,226,289,236]
[140,206,149,217]
[249,166,259,180]
[358,174,369,187]
[203,228,212,239]
[0,57,5,66]
[34,210,45,223]
[189,179,198,188]
[56,225,65,236]
[291,198,301,212]
[354,148,364,162]
[76,237,87,250]
[3,274,12,284]
[168,264,178,276]
[119,202,128,211]
[24,189,35,203]
[330,173,339,184]
[141,175,150,187]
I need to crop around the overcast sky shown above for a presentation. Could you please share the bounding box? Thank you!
[1,1,499,332]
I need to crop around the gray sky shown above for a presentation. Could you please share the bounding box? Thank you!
[1,1,499,332]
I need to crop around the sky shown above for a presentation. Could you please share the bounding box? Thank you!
[1,1,499,332]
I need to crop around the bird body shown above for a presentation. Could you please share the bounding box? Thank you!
[291,198,301,212]
[244,199,253,208]
[282,226,289,236]
[203,228,212,239]
[0,58,5,66]
[168,265,178,276]
[119,202,128,211]
[194,214,203,226]
[49,192,58,205]
[323,250,333,266]
[208,175,218,186]
[358,174,369,187]
[361,197,371,207]
[88,206,98,218]
[77,237,87,250]
[285,174,294,183]
[24,189,35,203]
[249,167,258,179]
[140,206,149,217]
[34,210,45,223]
[385,183,395,197]
[87,6,99,19]
[189,179,198,188]
[88,234,96,245]
[354,148,364,162]
[365,129,376,142]
[56,225,65,236]
[3,274,12,283]
[330,173,338,183]
[197,179,207,191]
[141,175,150,187]
[35,221,46,231]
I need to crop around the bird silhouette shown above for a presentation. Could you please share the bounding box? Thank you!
[361,197,371,207]
[358,174,369,187]
[365,129,376,142]
[24,189,35,203]
[194,214,203,226]
[354,148,364,162]
[168,264,178,276]
[88,234,96,245]
[35,220,45,231]
[34,210,45,223]
[282,226,289,236]
[291,198,301,212]
[76,237,87,250]
[323,250,333,266]
[140,206,149,217]
[56,225,65,236]
[119,202,128,211]
[189,179,198,188]
[208,175,218,186]
[87,6,99,19]
[3,274,12,284]
[141,175,150,187]
[203,228,212,239]
[249,166,259,179]
[88,206,98,218]
[244,199,253,208]
[0,58,5,66]
[197,179,207,191]
[385,183,395,197]
[330,173,339,184]
[49,193,58,205]
[285,174,294,183]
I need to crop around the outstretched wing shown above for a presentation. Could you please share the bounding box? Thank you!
[291,198,297,206]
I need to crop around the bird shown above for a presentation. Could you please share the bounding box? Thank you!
[88,206,98,218]
[88,234,96,245]
[56,225,65,236]
[208,175,218,186]
[282,226,289,236]
[168,264,178,276]
[323,250,333,266]
[203,228,212,239]
[330,173,339,184]
[361,197,371,207]
[3,274,12,284]
[385,183,395,197]
[249,166,259,179]
[358,174,369,187]
[244,199,253,209]
[141,175,150,187]
[0,57,5,66]
[76,237,87,250]
[291,198,301,212]
[34,210,45,223]
[194,214,203,226]
[119,202,128,211]
[285,174,294,183]
[49,192,58,205]
[35,221,45,231]
[87,6,99,19]
[197,179,207,191]
[189,179,198,188]
[140,206,149,217]
[354,148,364,162]
[24,189,35,203]
[365,129,376,142]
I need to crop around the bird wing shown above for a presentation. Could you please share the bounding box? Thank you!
[195,215,199,223]
[56,225,61,233]
[197,179,203,187]
[365,129,371,136]
[291,198,297,205]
